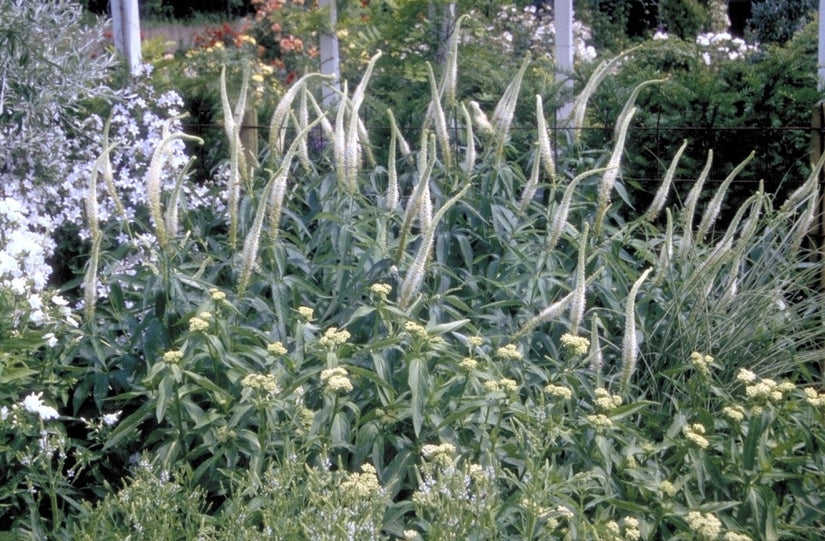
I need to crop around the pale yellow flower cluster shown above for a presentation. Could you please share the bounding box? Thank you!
[594,388,623,411]
[319,327,351,347]
[685,511,722,541]
[690,352,713,378]
[484,378,518,393]
[420,442,456,466]
[321,367,353,393]
[298,306,314,321]
[241,373,280,395]
[496,343,523,360]
[267,341,287,355]
[468,336,484,347]
[369,283,392,297]
[736,368,794,405]
[341,463,381,498]
[621,517,641,541]
[659,480,677,497]
[162,349,184,364]
[459,357,478,371]
[403,530,419,540]
[804,387,825,407]
[209,288,226,301]
[683,423,710,449]
[404,321,428,339]
[587,413,614,430]
[723,532,753,541]
[722,405,745,422]
[189,315,210,332]
[544,383,573,400]
[560,333,590,356]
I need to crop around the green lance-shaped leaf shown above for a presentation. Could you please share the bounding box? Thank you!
[398,183,471,311]
[460,102,476,175]
[426,61,452,168]
[547,167,610,252]
[621,267,652,392]
[594,105,637,235]
[678,150,714,257]
[566,46,640,141]
[569,222,589,333]
[644,139,687,221]
[695,151,755,241]
[268,72,332,162]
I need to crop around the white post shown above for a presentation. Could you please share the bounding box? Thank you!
[555,0,574,126]
[819,0,825,91]
[110,0,141,76]
[319,0,341,107]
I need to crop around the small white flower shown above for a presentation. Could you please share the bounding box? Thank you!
[102,411,122,426]
[22,392,59,421]
[43,332,58,348]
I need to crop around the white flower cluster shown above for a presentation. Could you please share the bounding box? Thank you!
[0,71,223,245]
[465,4,596,63]
[653,30,758,65]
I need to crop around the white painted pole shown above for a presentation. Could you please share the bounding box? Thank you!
[819,0,825,91]
[110,0,141,76]
[555,0,574,126]
[319,0,341,107]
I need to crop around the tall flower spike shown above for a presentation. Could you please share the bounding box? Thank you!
[468,101,493,135]
[654,208,674,285]
[426,61,452,168]
[164,156,196,240]
[87,141,118,241]
[460,102,476,175]
[569,223,589,332]
[594,105,636,235]
[344,50,383,192]
[621,268,652,392]
[492,56,529,162]
[567,46,640,142]
[781,150,825,212]
[268,72,332,161]
[512,270,603,340]
[386,113,400,211]
[789,182,818,257]
[396,135,437,263]
[387,109,411,157]
[83,231,102,324]
[99,116,127,223]
[438,13,466,107]
[220,66,247,249]
[678,150,713,257]
[239,119,320,294]
[696,151,754,241]
[519,143,542,213]
[305,88,335,141]
[145,125,202,248]
[398,184,470,310]
[536,95,556,180]
[547,168,609,252]
[334,80,347,187]
[644,139,687,221]
[589,315,604,372]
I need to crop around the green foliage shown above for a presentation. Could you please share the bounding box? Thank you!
[3,14,825,539]
[660,0,708,40]
[747,0,818,44]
